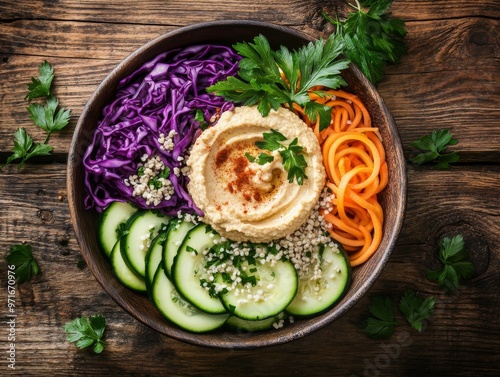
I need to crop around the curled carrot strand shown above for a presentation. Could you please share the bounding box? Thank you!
[296,88,387,266]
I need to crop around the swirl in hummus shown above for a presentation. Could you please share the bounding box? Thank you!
[187,105,326,243]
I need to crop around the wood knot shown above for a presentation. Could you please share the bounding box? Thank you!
[37,209,54,224]
[466,21,496,58]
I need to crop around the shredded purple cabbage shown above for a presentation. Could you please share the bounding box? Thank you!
[83,44,241,215]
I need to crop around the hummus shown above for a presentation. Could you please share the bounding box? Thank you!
[187,106,326,243]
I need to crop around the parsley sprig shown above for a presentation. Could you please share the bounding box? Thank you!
[64,315,107,354]
[410,129,460,169]
[426,235,475,292]
[28,95,71,144]
[207,33,349,131]
[2,61,71,170]
[361,291,435,338]
[4,128,54,170]
[253,129,308,185]
[25,60,54,100]
[323,0,407,85]
[5,244,40,284]
[361,296,399,339]
[398,290,435,332]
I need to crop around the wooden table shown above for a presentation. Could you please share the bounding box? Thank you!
[1,1,499,376]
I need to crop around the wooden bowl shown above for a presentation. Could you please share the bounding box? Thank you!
[67,20,407,349]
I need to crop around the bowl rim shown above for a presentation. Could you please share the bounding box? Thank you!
[67,19,407,349]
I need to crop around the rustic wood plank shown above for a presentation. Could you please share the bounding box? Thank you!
[1,0,498,25]
[0,0,320,30]
[0,163,498,375]
[1,16,499,160]
[1,1,499,375]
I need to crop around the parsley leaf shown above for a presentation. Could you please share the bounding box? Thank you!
[398,290,435,332]
[3,128,53,170]
[2,61,71,170]
[280,138,309,185]
[361,296,399,338]
[255,129,308,185]
[207,33,349,130]
[64,315,107,354]
[323,0,407,84]
[5,244,40,284]
[194,109,208,130]
[255,128,287,150]
[27,96,71,142]
[410,129,460,168]
[25,60,54,100]
[245,152,275,165]
[426,235,475,291]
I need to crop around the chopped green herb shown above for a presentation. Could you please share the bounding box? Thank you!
[410,129,460,169]
[398,290,435,332]
[221,272,233,284]
[115,222,128,239]
[186,245,198,255]
[159,167,170,179]
[149,177,162,189]
[426,235,475,291]
[5,244,40,284]
[63,315,107,354]
[194,109,209,130]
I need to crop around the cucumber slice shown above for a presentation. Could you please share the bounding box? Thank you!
[218,258,297,321]
[145,230,168,293]
[286,244,351,317]
[98,201,137,257]
[225,312,286,332]
[110,239,146,292]
[162,218,197,279]
[152,266,229,333]
[121,210,170,277]
[172,224,226,314]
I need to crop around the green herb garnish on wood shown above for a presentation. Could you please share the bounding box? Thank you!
[426,234,475,291]
[3,128,54,170]
[255,129,308,185]
[207,33,349,131]
[398,290,435,332]
[361,290,436,338]
[2,61,71,170]
[25,60,54,100]
[5,244,40,284]
[27,95,71,144]
[361,295,399,339]
[64,315,107,354]
[323,0,408,85]
[410,129,460,169]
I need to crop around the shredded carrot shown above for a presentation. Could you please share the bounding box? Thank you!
[296,88,387,267]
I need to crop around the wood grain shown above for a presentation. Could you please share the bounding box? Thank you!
[1,8,498,160]
[1,164,499,375]
[1,0,499,375]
